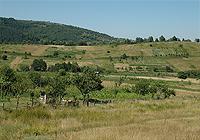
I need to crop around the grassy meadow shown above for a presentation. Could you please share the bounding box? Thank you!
[1,93,200,140]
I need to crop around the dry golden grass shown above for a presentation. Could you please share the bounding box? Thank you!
[1,93,200,140]
[20,45,49,56]
[167,57,200,71]
[56,96,200,140]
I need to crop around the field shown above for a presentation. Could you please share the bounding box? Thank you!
[2,42,199,93]
[1,92,200,140]
[0,42,200,140]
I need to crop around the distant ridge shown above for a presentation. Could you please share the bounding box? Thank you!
[0,17,116,45]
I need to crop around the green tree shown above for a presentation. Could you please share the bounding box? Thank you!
[46,76,67,105]
[169,36,178,41]
[135,79,150,95]
[74,71,103,106]
[195,38,200,43]
[0,65,16,83]
[159,35,166,42]
[148,36,154,42]
[0,65,16,98]
[31,59,47,71]
[29,72,48,87]
[155,38,159,42]
[11,74,33,107]
[134,79,175,99]
[135,37,144,43]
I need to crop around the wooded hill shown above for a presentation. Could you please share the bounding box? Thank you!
[0,17,116,45]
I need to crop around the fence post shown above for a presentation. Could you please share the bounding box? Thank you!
[16,95,20,110]
[2,103,5,110]
[27,102,29,109]
[31,97,34,107]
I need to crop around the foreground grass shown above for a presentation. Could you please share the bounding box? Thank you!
[0,93,200,140]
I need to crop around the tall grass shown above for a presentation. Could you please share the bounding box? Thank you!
[0,93,200,140]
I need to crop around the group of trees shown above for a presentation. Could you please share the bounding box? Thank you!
[1,63,177,108]
[0,65,103,107]
[134,79,175,99]
[121,36,199,44]
[19,59,106,75]
[48,62,81,73]
[0,65,32,102]
[19,59,80,72]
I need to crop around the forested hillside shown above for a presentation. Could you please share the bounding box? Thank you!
[0,17,116,45]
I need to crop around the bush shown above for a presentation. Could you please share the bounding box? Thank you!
[1,55,7,60]
[166,66,174,72]
[53,51,59,57]
[177,71,188,79]
[82,50,86,54]
[120,53,129,60]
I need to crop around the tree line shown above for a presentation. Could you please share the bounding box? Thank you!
[122,36,199,44]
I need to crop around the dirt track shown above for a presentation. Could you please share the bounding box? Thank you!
[10,56,23,69]
[175,89,200,95]
[106,75,200,84]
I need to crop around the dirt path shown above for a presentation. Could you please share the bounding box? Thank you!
[106,75,200,84]
[10,56,23,69]
[135,76,200,84]
[175,89,200,95]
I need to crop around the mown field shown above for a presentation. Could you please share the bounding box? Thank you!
[0,42,200,140]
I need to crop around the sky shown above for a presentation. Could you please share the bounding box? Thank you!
[0,0,199,40]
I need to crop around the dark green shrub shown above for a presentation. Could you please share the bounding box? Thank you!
[1,55,7,60]
[120,53,129,60]
[166,66,174,72]
[31,59,47,71]
[177,71,188,79]
[53,51,59,57]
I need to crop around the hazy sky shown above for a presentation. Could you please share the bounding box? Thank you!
[0,0,199,40]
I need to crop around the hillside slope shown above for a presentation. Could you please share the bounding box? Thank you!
[0,17,116,45]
